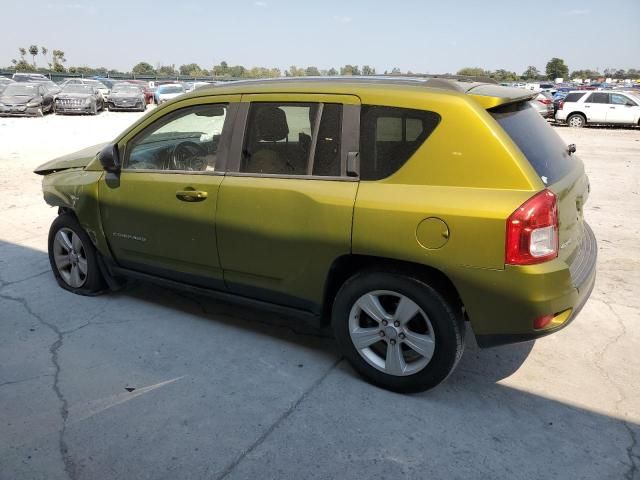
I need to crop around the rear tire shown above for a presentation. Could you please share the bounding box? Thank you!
[332,271,465,393]
[48,214,106,295]
[567,113,586,128]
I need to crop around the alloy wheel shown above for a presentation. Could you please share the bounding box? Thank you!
[348,290,436,376]
[52,228,88,288]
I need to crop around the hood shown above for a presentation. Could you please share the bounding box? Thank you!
[34,142,109,175]
[1,95,37,105]
[57,93,92,99]
[111,91,142,98]
[159,92,182,98]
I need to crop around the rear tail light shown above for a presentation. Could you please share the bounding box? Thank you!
[537,98,552,105]
[506,190,559,265]
[558,101,565,110]
[533,314,554,329]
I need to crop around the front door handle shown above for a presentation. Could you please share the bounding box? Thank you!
[176,190,208,202]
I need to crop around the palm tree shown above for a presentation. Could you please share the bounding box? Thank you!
[41,46,48,68]
[29,45,39,67]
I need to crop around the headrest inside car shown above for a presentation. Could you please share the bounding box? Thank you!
[254,106,289,142]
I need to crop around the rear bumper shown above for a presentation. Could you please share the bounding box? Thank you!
[453,223,597,348]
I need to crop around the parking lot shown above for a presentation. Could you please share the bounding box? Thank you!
[0,111,639,479]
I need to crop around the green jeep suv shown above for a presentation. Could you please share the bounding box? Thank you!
[35,77,597,392]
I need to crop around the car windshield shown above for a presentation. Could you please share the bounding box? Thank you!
[112,85,141,94]
[491,102,574,185]
[160,86,183,94]
[62,85,92,94]
[3,84,37,95]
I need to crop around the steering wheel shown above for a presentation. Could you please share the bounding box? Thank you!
[169,141,207,171]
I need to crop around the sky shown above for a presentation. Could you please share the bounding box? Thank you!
[1,0,639,74]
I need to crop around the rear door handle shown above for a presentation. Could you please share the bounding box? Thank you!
[176,190,208,202]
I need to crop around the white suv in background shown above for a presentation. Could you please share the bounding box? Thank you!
[556,90,640,127]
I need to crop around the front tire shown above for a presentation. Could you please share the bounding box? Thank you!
[48,214,106,295]
[332,271,465,393]
[567,113,586,128]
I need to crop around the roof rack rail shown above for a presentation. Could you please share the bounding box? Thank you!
[388,73,498,84]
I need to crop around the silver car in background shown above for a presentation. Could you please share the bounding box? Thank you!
[106,83,147,112]
[529,91,554,118]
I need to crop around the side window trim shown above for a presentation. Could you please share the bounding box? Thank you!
[306,103,324,175]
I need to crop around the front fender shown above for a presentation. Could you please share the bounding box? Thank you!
[43,169,111,258]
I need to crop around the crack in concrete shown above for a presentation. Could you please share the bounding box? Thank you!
[214,357,342,480]
[592,298,639,478]
[0,291,77,480]
[0,373,54,388]
[0,270,50,291]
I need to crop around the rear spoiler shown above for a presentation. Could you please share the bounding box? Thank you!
[466,84,538,109]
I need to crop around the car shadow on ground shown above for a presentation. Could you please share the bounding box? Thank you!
[2,240,639,479]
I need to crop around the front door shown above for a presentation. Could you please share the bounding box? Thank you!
[99,98,238,288]
[606,93,639,124]
[583,92,609,122]
[216,94,361,312]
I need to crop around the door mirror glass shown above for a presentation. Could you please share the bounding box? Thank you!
[99,143,121,172]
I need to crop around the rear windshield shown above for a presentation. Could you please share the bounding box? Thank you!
[491,102,574,185]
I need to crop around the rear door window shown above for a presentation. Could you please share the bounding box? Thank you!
[491,102,574,185]
[360,106,440,180]
[240,102,343,176]
[586,92,609,104]
[564,92,586,103]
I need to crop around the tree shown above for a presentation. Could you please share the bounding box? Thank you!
[41,46,48,68]
[340,65,360,76]
[179,63,204,76]
[132,62,155,75]
[18,47,27,61]
[212,61,229,77]
[457,67,488,77]
[362,65,376,75]
[29,45,39,66]
[390,67,401,74]
[521,65,540,80]
[286,65,305,76]
[305,66,320,76]
[327,67,338,76]
[228,65,246,78]
[545,57,569,80]
[157,65,177,76]
[52,50,66,72]
[491,69,518,82]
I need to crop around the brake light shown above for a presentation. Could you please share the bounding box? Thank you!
[506,190,559,265]
[558,101,565,110]
[537,98,552,105]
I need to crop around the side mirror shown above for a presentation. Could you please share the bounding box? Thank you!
[99,143,121,172]
[568,144,577,155]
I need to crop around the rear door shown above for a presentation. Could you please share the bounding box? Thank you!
[606,93,639,124]
[216,94,360,312]
[583,92,609,122]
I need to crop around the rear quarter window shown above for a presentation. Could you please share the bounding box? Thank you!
[491,102,575,185]
[360,106,440,180]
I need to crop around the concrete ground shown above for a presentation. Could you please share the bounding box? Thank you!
[0,110,638,480]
